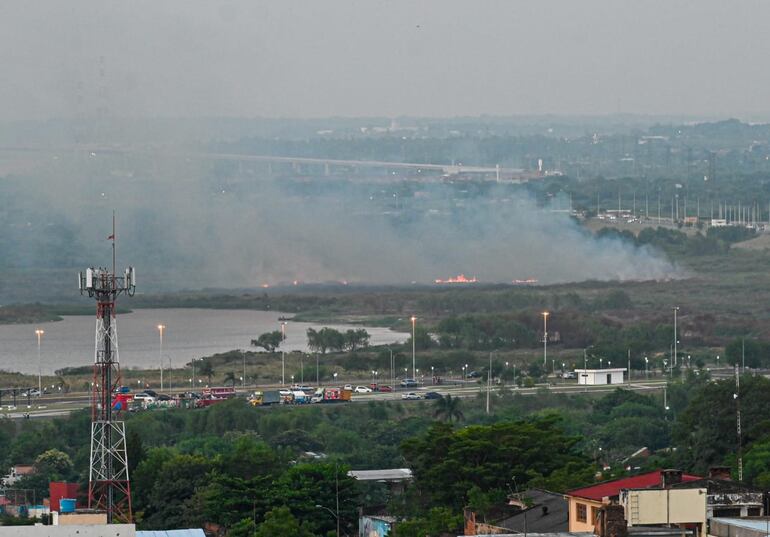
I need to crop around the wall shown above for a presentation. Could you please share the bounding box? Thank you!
[568,496,603,532]
[0,524,135,537]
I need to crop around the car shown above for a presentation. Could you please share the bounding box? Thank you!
[133,392,156,402]
[379,385,393,393]
[400,378,419,388]
[563,372,577,380]
[466,371,481,378]
[343,384,353,391]
[143,389,158,397]
[401,392,421,400]
[423,391,443,400]
[354,386,373,393]
[20,389,41,398]
[157,394,172,401]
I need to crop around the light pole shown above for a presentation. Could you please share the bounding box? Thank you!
[157,324,165,391]
[430,365,434,384]
[486,352,493,415]
[717,355,720,369]
[542,312,549,366]
[192,357,197,390]
[281,321,286,386]
[316,354,320,386]
[242,350,246,388]
[645,356,649,380]
[673,306,679,367]
[411,316,417,380]
[35,329,44,396]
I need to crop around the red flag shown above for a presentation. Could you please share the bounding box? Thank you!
[107,234,115,240]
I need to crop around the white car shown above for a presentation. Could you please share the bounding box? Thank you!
[354,386,372,393]
[401,392,421,400]
[132,392,156,403]
[343,384,353,391]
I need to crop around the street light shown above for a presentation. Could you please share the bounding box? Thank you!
[672,306,679,367]
[157,324,165,391]
[542,312,549,365]
[411,316,417,379]
[280,322,287,386]
[35,329,44,397]
[644,356,649,380]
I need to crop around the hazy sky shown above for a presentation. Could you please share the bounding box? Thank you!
[1,0,769,121]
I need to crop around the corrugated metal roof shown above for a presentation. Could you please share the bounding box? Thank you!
[137,529,205,537]
[348,468,413,481]
[567,470,701,501]
[712,518,770,532]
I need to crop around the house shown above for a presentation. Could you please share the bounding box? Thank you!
[463,489,569,535]
[575,368,626,386]
[566,470,701,532]
[619,486,707,536]
[2,465,35,486]
[670,467,765,518]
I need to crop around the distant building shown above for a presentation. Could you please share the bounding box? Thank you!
[2,464,35,486]
[463,488,569,535]
[565,469,701,532]
[575,368,626,385]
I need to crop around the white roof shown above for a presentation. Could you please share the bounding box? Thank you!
[574,368,627,373]
[348,468,413,481]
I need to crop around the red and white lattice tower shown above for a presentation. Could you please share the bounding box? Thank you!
[79,259,136,523]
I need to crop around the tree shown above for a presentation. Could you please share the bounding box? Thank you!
[34,449,73,477]
[251,331,283,352]
[433,394,464,423]
[224,371,237,388]
[401,417,592,509]
[198,360,214,385]
[254,507,313,537]
[344,328,370,351]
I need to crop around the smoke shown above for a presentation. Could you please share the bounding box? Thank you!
[0,153,678,299]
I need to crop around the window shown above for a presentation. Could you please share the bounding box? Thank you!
[591,506,600,523]
[576,503,587,523]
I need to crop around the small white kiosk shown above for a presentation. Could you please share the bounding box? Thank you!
[575,368,626,385]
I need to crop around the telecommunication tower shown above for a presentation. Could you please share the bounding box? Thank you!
[78,231,136,523]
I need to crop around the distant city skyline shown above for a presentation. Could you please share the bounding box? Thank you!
[1,0,769,121]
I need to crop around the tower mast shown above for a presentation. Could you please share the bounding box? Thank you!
[79,221,136,523]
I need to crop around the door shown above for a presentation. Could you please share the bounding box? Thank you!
[607,374,612,384]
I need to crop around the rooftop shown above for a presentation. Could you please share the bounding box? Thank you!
[567,470,701,501]
[348,468,413,482]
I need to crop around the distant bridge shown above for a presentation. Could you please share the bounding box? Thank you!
[0,145,538,181]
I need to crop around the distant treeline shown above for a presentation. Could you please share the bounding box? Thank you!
[597,225,756,256]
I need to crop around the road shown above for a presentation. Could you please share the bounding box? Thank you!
[0,378,669,420]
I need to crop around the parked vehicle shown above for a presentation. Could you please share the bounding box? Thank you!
[311,387,352,403]
[400,378,419,388]
[143,389,158,397]
[466,371,481,378]
[379,385,393,393]
[401,392,421,400]
[157,394,172,401]
[424,392,442,400]
[249,390,282,406]
[563,372,577,379]
[343,384,353,391]
[133,392,156,403]
[291,390,310,404]
[202,386,236,399]
[354,386,372,393]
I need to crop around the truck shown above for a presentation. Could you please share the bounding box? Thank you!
[249,390,282,406]
[311,387,352,403]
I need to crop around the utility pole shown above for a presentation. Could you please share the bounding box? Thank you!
[486,352,492,415]
[542,312,549,366]
[736,364,743,481]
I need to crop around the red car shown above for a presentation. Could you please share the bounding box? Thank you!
[378,385,394,393]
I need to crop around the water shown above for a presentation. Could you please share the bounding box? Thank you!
[0,308,408,375]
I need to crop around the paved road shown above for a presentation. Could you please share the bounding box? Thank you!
[0,379,669,420]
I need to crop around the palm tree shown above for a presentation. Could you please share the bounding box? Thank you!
[433,394,464,423]
[223,371,237,388]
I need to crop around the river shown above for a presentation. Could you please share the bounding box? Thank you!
[0,308,408,375]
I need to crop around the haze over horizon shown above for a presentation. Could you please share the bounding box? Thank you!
[1,0,770,122]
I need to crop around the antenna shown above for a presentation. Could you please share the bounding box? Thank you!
[79,216,136,524]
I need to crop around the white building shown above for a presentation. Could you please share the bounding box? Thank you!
[575,368,626,385]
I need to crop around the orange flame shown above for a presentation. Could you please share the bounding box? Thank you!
[434,273,478,284]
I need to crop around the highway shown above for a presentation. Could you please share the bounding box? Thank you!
[0,378,669,420]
